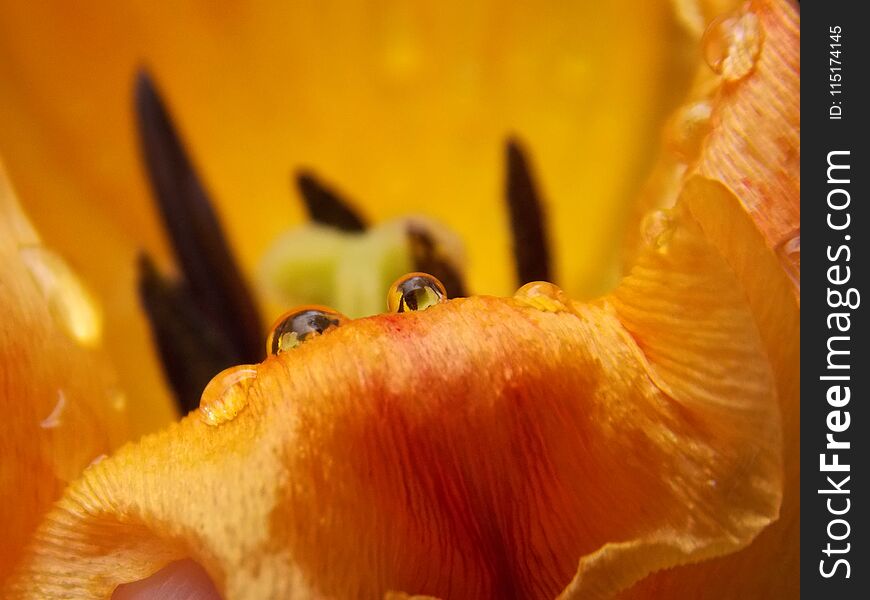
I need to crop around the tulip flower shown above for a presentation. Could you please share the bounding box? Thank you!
[0,0,798,598]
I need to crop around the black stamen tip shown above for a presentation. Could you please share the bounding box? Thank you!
[505,137,552,285]
[137,253,240,413]
[135,69,263,370]
[407,225,467,298]
[296,170,367,232]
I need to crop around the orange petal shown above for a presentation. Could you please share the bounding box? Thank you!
[695,0,800,286]
[0,163,128,581]
[5,191,780,598]
[618,177,799,599]
[628,0,799,285]
[618,0,799,596]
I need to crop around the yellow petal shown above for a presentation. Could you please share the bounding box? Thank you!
[0,163,128,580]
[5,191,780,598]
[0,0,701,445]
[0,0,692,301]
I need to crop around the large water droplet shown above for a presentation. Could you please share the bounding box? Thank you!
[199,365,258,426]
[641,210,676,252]
[388,272,447,313]
[18,245,103,348]
[513,281,570,313]
[702,7,763,82]
[267,306,347,355]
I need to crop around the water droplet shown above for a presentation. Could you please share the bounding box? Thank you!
[641,210,676,252]
[267,306,347,355]
[513,281,570,313]
[199,365,258,426]
[775,231,800,289]
[40,390,67,429]
[388,272,447,313]
[702,8,763,82]
[667,100,713,162]
[18,245,103,348]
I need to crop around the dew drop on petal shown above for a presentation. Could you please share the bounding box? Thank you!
[641,209,676,252]
[18,245,103,348]
[702,6,763,82]
[266,306,347,356]
[388,273,447,313]
[198,365,258,426]
[666,100,713,162]
[513,281,570,313]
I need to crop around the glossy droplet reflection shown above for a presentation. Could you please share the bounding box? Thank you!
[702,7,763,82]
[18,245,103,347]
[198,365,258,426]
[267,306,347,355]
[666,100,713,162]
[513,281,570,313]
[641,209,676,252]
[388,272,447,313]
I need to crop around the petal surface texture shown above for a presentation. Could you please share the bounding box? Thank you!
[619,0,799,596]
[6,194,781,599]
[0,164,128,581]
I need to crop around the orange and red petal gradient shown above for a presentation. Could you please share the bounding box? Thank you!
[0,0,799,597]
[5,194,781,598]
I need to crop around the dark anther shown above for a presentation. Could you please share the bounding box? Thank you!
[401,291,419,311]
[407,225,467,298]
[137,254,241,413]
[296,170,367,232]
[135,70,263,411]
[505,138,552,285]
